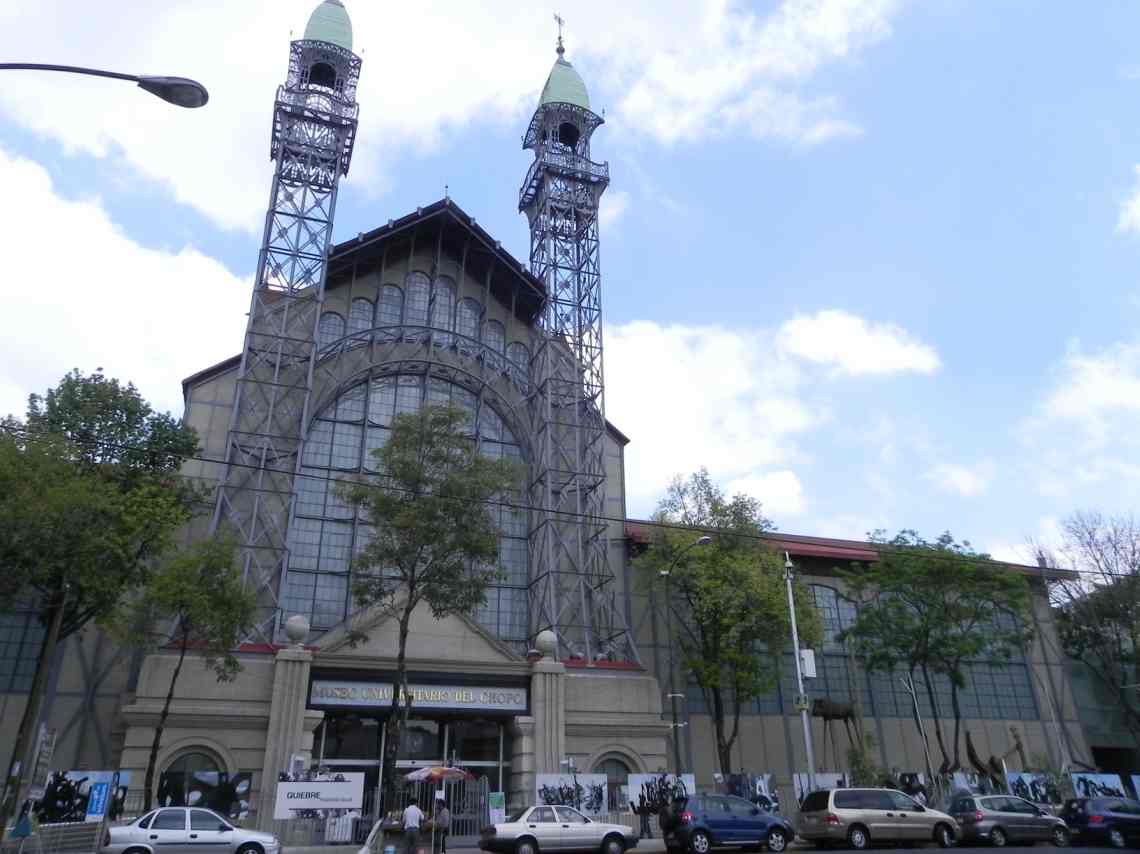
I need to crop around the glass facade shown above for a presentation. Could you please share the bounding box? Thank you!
[282,373,528,647]
[0,612,44,693]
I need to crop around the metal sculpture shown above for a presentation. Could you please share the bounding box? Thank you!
[519,33,638,663]
[210,5,361,639]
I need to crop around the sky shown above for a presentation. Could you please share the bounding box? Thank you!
[3,0,1140,562]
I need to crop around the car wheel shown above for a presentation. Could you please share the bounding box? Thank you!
[935,823,954,848]
[847,825,870,851]
[989,827,1008,848]
[236,845,265,854]
[1050,826,1069,847]
[767,828,788,852]
[602,834,625,854]
[517,838,539,854]
[690,829,712,854]
[1108,827,1126,849]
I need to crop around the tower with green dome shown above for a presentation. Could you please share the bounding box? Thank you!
[210,0,362,641]
[521,31,635,663]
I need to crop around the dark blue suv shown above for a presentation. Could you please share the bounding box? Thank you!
[661,793,794,854]
[1061,797,1140,848]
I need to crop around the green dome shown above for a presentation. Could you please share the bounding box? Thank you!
[540,57,590,111]
[304,0,353,51]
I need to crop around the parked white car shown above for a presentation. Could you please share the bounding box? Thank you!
[480,805,636,854]
[101,807,280,854]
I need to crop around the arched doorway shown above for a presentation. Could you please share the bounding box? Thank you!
[593,756,630,812]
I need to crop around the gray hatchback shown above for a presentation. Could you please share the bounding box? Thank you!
[948,794,1070,847]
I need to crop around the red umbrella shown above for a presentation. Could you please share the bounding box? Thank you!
[403,766,474,783]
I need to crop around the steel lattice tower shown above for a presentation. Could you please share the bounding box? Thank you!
[520,37,638,663]
[210,1,360,639]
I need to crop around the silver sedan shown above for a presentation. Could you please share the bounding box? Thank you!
[101,806,281,854]
[480,805,636,854]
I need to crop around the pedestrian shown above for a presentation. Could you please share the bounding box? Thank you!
[403,799,425,854]
[435,798,451,854]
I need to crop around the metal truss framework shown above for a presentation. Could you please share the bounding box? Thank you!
[210,38,361,639]
[520,101,639,663]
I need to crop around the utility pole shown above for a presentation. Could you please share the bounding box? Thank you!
[784,553,816,795]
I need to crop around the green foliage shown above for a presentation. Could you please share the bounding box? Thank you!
[636,469,821,775]
[339,404,522,795]
[840,530,1035,770]
[847,734,886,787]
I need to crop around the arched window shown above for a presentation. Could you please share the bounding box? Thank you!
[377,285,403,342]
[284,375,528,649]
[404,272,430,336]
[157,751,221,808]
[557,121,580,148]
[318,312,344,351]
[348,298,374,343]
[430,277,456,346]
[484,320,505,371]
[457,298,482,352]
[593,756,630,811]
[507,342,529,389]
[308,62,337,90]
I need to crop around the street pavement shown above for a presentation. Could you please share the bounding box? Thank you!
[281,842,1111,854]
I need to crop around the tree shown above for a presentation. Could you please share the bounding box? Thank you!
[839,530,1034,775]
[635,469,822,775]
[339,404,521,805]
[0,369,199,835]
[105,538,257,811]
[1044,512,1140,743]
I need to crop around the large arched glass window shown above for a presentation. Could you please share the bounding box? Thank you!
[484,320,505,371]
[318,312,345,351]
[348,298,374,342]
[431,277,456,346]
[404,272,430,333]
[284,375,528,648]
[457,298,482,352]
[507,342,529,390]
[157,752,221,808]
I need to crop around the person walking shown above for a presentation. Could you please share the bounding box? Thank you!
[435,798,451,854]
[403,800,425,854]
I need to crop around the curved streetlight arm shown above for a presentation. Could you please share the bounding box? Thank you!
[0,63,208,108]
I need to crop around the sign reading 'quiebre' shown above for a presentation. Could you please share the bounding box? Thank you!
[273,774,365,819]
[309,680,527,712]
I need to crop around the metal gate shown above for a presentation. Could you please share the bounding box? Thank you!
[392,776,490,842]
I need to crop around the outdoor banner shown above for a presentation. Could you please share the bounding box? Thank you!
[627,774,696,811]
[1071,773,1127,800]
[952,772,1002,796]
[535,774,608,816]
[273,773,365,819]
[1007,773,1062,806]
[26,727,56,802]
[34,771,131,824]
[793,773,846,805]
[488,792,507,825]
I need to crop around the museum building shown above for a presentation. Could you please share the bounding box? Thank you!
[0,0,1113,833]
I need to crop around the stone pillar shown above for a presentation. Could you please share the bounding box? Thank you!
[515,628,565,806]
[256,617,319,830]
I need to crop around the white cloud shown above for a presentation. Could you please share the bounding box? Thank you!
[0,147,248,419]
[776,309,941,376]
[925,462,991,498]
[599,190,630,229]
[1119,166,1140,235]
[727,470,807,516]
[0,0,901,233]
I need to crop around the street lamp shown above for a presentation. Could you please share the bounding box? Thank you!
[0,64,208,107]
[658,534,712,775]
[784,551,817,795]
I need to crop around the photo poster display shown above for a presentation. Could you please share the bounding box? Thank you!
[1071,773,1127,800]
[951,771,1002,796]
[1006,773,1062,806]
[34,771,131,824]
[793,773,847,806]
[535,774,609,816]
[626,774,697,811]
[896,773,928,804]
[273,772,365,819]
